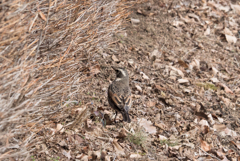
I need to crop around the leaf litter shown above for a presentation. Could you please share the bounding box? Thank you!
[1,0,240,160]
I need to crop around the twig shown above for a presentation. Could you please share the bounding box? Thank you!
[198,146,222,161]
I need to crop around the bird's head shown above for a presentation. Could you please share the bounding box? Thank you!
[112,66,129,79]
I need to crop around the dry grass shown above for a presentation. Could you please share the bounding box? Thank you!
[0,0,136,159]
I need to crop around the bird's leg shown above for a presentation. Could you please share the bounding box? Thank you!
[114,111,118,123]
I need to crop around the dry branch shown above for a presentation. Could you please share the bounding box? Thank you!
[0,0,135,159]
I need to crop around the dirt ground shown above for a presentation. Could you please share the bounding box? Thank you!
[30,0,240,160]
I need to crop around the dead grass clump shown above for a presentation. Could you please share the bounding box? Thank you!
[127,128,148,147]
[0,0,134,159]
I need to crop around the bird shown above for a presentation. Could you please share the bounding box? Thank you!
[108,66,132,123]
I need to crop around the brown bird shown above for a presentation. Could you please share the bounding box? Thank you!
[108,66,132,123]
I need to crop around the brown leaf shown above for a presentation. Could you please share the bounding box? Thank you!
[58,139,67,147]
[149,13,155,16]
[135,85,142,93]
[117,128,127,138]
[62,150,71,160]
[178,79,189,84]
[213,124,226,131]
[224,128,237,137]
[137,9,142,14]
[155,122,167,130]
[56,123,64,133]
[130,153,141,159]
[178,60,188,68]
[217,83,233,94]
[90,64,100,75]
[169,66,184,77]
[147,100,156,107]
[189,59,200,70]
[154,84,166,91]
[73,134,84,144]
[200,139,211,152]
[159,135,167,140]
[113,139,125,156]
[39,11,47,21]
[225,34,237,44]
[138,118,157,134]
[91,151,101,160]
[112,55,119,62]
[140,72,149,79]
[231,4,240,15]
[230,141,240,150]
[204,26,210,36]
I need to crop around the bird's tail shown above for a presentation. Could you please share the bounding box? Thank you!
[122,111,131,123]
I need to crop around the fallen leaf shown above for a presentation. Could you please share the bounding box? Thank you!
[217,83,233,94]
[200,139,211,152]
[80,155,88,161]
[172,20,185,27]
[198,120,209,128]
[62,150,71,160]
[207,114,215,125]
[189,59,200,70]
[138,118,157,134]
[178,60,188,68]
[113,139,125,156]
[230,4,240,15]
[135,85,142,92]
[39,11,47,21]
[150,49,161,61]
[128,59,134,65]
[224,28,233,36]
[179,14,195,23]
[58,139,67,147]
[56,123,64,133]
[230,141,240,150]
[225,34,237,44]
[147,100,156,107]
[178,79,189,84]
[154,84,166,91]
[117,128,127,138]
[219,96,232,107]
[90,65,100,75]
[140,72,149,80]
[130,153,141,159]
[188,13,200,22]
[210,77,219,83]
[41,144,49,154]
[224,128,237,137]
[149,13,155,16]
[213,124,226,131]
[91,151,101,160]
[155,122,167,130]
[73,134,84,144]
[112,55,119,62]
[204,26,210,36]
[137,9,142,14]
[159,135,167,140]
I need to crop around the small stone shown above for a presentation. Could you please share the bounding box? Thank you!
[131,18,140,24]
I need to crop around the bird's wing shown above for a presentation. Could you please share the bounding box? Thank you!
[108,85,132,112]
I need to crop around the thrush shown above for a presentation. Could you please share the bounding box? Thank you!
[108,66,132,123]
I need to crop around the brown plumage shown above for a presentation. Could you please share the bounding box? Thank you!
[108,66,132,123]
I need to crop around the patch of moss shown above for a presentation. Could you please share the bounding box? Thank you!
[195,82,217,90]
[160,139,179,147]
